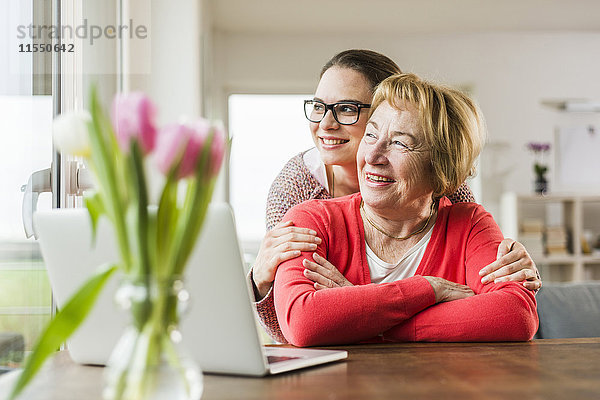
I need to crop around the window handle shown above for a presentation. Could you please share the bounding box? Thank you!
[76,166,94,193]
[21,168,52,239]
[22,163,94,239]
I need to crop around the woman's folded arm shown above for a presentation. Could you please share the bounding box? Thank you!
[382,281,538,342]
[274,258,436,347]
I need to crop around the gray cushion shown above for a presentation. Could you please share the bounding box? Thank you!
[536,282,600,339]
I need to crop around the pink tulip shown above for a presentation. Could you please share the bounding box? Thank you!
[111,92,157,154]
[155,119,225,179]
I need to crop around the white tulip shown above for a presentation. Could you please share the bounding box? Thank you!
[52,110,92,157]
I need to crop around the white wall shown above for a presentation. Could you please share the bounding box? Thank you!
[127,0,203,122]
[124,0,234,202]
[213,31,600,219]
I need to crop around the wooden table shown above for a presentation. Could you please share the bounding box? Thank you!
[1,338,599,399]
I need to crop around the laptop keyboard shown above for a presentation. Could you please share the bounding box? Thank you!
[267,355,301,364]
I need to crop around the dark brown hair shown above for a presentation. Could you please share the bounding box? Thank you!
[320,49,402,93]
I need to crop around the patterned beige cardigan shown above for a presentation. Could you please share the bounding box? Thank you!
[250,150,475,343]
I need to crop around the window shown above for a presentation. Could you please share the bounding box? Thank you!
[1,0,54,369]
[228,94,314,260]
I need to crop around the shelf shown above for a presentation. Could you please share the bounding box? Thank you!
[501,192,600,283]
[536,255,600,265]
[514,194,600,202]
[537,256,576,265]
[541,99,600,112]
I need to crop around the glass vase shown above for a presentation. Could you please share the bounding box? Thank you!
[534,176,548,195]
[103,277,203,400]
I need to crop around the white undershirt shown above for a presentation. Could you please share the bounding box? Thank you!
[366,225,434,284]
[303,147,329,191]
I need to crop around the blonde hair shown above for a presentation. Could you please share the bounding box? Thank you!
[370,73,486,199]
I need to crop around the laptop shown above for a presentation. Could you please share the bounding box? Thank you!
[33,203,347,376]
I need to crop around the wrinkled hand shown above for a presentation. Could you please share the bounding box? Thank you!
[252,220,321,299]
[423,276,475,303]
[302,253,353,290]
[479,239,542,291]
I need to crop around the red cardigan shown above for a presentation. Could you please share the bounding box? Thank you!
[273,193,538,347]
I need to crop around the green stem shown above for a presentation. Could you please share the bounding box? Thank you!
[174,180,214,275]
[88,87,132,271]
[162,335,191,395]
[129,142,151,277]
[156,171,179,278]
[168,132,216,277]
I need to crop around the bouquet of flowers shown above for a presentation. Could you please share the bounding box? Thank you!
[10,87,225,400]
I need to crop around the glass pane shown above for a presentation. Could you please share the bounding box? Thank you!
[0,0,53,371]
[228,94,313,262]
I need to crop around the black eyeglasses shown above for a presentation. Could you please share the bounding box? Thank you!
[304,100,371,125]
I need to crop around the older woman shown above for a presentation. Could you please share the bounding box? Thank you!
[273,73,538,346]
[252,50,539,343]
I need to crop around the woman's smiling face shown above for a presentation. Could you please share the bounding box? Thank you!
[310,67,374,167]
[357,100,433,212]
